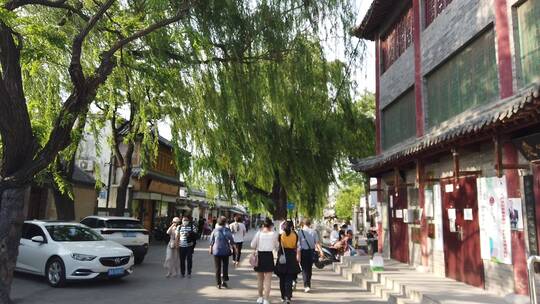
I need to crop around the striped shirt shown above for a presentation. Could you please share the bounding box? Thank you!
[177,224,197,247]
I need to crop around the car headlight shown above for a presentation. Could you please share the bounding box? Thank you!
[71,253,97,261]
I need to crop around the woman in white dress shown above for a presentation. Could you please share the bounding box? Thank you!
[164,217,181,277]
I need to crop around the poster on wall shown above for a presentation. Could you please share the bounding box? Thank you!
[477,176,512,264]
[508,198,523,230]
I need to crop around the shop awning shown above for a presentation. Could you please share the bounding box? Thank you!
[352,83,540,175]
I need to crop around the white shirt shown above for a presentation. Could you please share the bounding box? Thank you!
[251,230,278,252]
[330,230,340,244]
[230,222,246,243]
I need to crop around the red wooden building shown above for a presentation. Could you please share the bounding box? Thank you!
[353,0,539,296]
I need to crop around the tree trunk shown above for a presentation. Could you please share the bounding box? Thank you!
[114,165,133,216]
[270,179,288,220]
[0,187,28,304]
[52,186,75,221]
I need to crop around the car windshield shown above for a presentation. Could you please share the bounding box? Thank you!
[46,225,104,242]
[106,220,144,229]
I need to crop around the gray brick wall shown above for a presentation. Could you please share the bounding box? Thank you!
[421,0,495,75]
[380,46,415,110]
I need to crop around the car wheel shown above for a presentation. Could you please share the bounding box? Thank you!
[46,257,66,287]
[134,255,145,265]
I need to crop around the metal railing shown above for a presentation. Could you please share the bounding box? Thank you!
[527,255,540,304]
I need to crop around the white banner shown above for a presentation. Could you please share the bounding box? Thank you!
[477,176,512,264]
[433,184,444,251]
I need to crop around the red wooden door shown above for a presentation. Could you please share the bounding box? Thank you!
[441,176,484,288]
[389,187,409,263]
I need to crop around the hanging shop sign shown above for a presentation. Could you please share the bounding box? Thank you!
[477,176,512,264]
[524,176,538,255]
[513,132,540,161]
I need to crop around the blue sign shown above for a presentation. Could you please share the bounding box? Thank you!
[287,202,295,210]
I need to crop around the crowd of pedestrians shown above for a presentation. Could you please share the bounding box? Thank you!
[162,215,327,304]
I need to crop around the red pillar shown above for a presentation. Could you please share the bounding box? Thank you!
[417,162,429,267]
[375,36,381,155]
[494,0,527,295]
[494,0,514,99]
[504,143,529,295]
[413,0,424,137]
[377,178,384,253]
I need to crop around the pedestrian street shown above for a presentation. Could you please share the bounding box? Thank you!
[11,233,385,304]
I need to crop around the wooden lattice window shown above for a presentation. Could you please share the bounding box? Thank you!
[381,89,416,150]
[516,0,540,87]
[380,4,413,73]
[426,29,499,128]
[425,0,453,27]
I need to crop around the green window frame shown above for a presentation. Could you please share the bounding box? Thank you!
[381,89,416,150]
[426,29,499,128]
[515,0,540,87]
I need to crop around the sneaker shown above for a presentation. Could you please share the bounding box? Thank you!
[256,297,264,304]
[187,274,192,279]
[304,287,311,293]
[217,284,222,289]
[263,300,271,304]
[222,282,228,288]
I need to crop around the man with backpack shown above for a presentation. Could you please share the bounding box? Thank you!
[178,216,197,278]
[209,216,236,289]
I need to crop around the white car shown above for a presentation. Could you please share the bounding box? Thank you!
[16,220,134,287]
[81,216,149,264]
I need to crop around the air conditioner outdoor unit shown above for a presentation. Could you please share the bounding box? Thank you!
[79,160,94,171]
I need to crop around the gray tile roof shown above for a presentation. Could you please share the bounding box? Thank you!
[352,83,540,173]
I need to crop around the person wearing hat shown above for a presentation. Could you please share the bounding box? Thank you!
[164,217,181,277]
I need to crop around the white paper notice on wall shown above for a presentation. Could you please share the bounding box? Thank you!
[396,209,403,218]
[403,209,409,223]
[445,183,454,193]
[449,219,457,232]
[389,195,393,208]
[448,208,456,220]
[464,208,473,221]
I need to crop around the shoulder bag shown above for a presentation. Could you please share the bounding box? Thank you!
[249,232,260,267]
[278,234,287,265]
[300,229,319,264]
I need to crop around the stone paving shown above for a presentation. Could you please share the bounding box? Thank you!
[11,234,385,304]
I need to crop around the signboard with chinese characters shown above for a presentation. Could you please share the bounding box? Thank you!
[524,176,538,255]
[477,176,512,264]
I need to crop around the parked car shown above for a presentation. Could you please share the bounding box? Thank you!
[16,220,134,287]
[81,216,149,264]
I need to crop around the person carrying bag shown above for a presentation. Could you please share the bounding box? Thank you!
[298,218,323,293]
[250,218,278,304]
[275,220,301,304]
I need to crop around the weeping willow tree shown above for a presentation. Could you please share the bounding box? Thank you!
[0,1,371,301]
[165,4,374,219]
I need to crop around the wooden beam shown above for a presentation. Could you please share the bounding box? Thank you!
[498,164,531,170]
